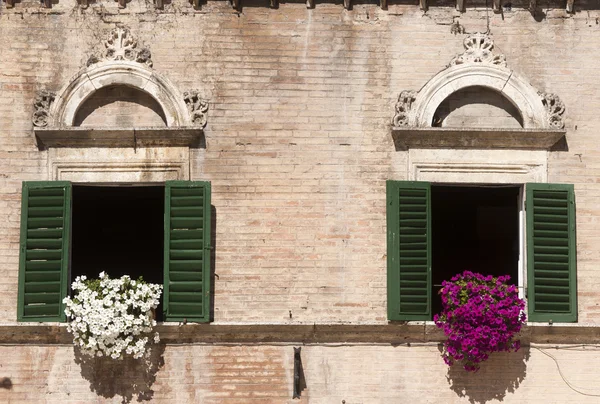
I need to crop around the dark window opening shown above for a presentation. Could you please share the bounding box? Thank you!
[71,185,164,321]
[431,185,520,315]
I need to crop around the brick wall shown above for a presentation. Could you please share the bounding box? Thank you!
[1,344,600,403]
[2,1,600,402]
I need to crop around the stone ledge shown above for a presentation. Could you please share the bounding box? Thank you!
[391,127,566,151]
[1,324,599,345]
[35,127,205,149]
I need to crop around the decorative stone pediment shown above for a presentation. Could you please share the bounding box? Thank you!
[87,27,153,68]
[391,33,566,150]
[447,33,507,67]
[33,27,209,149]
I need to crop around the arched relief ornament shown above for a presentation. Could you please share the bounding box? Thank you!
[32,90,56,128]
[391,33,566,150]
[32,27,209,149]
[184,90,210,128]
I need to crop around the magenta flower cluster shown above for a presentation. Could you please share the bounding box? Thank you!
[434,271,526,372]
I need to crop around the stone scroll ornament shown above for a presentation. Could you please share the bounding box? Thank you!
[540,92,566,129]
[87,27,153,68]
[184,90,209,128]
[32,90,56,127]
[448,32,507,67]
[392,90,417,126]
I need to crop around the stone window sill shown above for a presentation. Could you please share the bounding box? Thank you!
[35,127,205,150]
[391,127,566,151]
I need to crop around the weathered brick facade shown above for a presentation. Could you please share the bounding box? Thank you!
[1,0,600,402]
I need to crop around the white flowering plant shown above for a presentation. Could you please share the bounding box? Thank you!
[63,272,163,360]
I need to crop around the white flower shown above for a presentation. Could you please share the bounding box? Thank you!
[63,273,162,360]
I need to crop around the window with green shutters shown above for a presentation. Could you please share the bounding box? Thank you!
[17,180,212,323]
[17,182,71,322]
[386,181,432,321]
[163,181,212,322]
[386,180,577,323]
[526,183,577,323]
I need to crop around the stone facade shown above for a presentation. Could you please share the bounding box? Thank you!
[2,0,600,402]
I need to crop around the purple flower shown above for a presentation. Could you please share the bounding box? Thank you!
[435,270,526,372]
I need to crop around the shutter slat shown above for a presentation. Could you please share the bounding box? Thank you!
[23,304,60,317]
[24,271,62,283]
[24,292,61,304]
[169,302,203,315]
[171,197,204,207]
[27,218,64,228]
[28,207,65,217]
[171,188,204,197]
[26,239,63,249]
[170,260,203,271]
[25,281,61,293]
[26,249,62,260]
[169,292,203,303]
[28,196,64,207]
[527,183,576,323]
[27,228,64,239]
[25,260,62,271]
[18,182,70,322]
[170,229,203,240]
[170,239,203,250]
[387,181,431,321]
[169,281,203,292]
[164,181,211,322]
[170,250,203,260]
[169,271,203,282]
[171,207,204,217]
[171,218,203,229]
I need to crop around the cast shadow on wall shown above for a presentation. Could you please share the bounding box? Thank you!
[75,343,165,403]
[0,377,12,389]
[445,346,530,404]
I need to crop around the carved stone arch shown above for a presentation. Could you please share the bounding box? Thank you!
[50,61,191,127]
[34,27,208,149]
[411,64,545,129]
[392,33,566,150]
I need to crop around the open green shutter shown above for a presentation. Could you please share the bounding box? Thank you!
[387,181,431,321]
[164,181,211,322]
[17,181,71,322]
[526,183,577,322]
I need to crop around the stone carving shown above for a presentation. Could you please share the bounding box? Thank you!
[392,90,417,127]
[540,92,566,129]
[448,33,507,67]
[87,28,153,68]
[32,90,56,127]
[184,90,209,128]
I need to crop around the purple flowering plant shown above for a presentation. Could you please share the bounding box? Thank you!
[434,270,526,372]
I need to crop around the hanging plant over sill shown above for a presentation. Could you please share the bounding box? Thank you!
[63,272,162,360]
[434,271,526,372]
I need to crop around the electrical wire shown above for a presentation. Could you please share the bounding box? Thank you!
[533,346,600,397]
[485,0,491,34]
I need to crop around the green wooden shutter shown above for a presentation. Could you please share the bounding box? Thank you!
[164,181,211,322]
[17,181,71,322]
[526,183,577,322]
[387,181,431,321]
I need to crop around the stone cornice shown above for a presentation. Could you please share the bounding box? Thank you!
[2,323,599,345]
[391,127,565,151]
